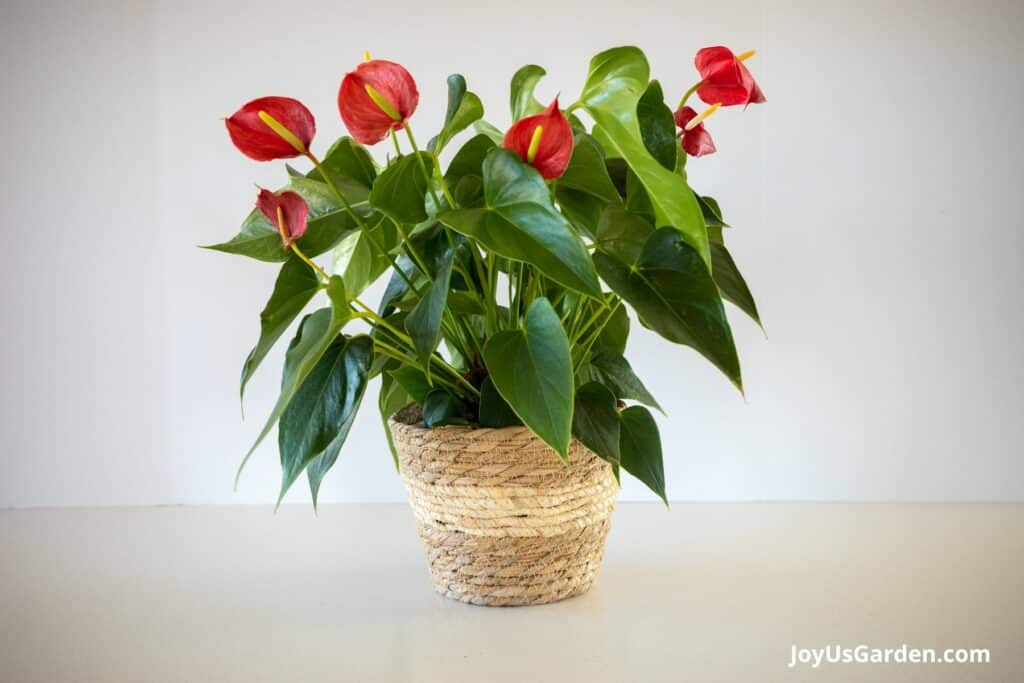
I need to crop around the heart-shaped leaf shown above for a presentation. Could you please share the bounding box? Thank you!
[240,256,320,404]
[618,405,666,504]
[711,242,761,327]
[579,47,708,264]
[422,388,470,427]
[441,149,601,298]
[483,297,573,459]
[277,334,373,506]
[578,350,661,413]
[572,382,621,464]
[331,215,399,298]
[510,64,547,120]
[235,276,350,485]
[205,177,364,262]
[404,253,454,378]
[308,136,377,197]
[430,74,484,155]
[595,227,741,389]
[636,80,677,171]
[370,153,431,224]
[478,376,521,427]
[555,133,623,234]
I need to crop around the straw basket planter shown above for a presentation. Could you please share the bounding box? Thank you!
[389,406,619,606]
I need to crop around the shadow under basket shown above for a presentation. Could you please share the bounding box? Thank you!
[388,406,619,607]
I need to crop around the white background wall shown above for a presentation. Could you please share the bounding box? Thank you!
[2,0,1022,507]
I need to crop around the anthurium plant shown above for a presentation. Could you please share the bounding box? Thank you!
[209,45,765,506]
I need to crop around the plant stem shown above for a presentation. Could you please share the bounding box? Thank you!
[676,80,703,111]
[289,242,329,282]
[402,126,443,210]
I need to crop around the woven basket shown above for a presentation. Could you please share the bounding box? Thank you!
[388,406,619,606]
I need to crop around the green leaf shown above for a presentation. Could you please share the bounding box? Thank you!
[636,80,677,171]
[594,205,654,263]
[277,334,373,506]
[579,46,709,264]
[696,194,729,229]
[441,149,602,298]
[308,136,376,198]
[595,302,630,356]
[711,242,761,326]
[404,254,454,378]
[369,153,431,224]
[387,365,432,404]
[510,64,547,120]
[594,227,741,389]
[579,350,661,413]
[572,382,621,464]
[379,373,412,470]
[206,177,363,262]
[478,376,521,427]
[422,388,470,427]
[482,298,573,459]
[472,119,505,146]
[240,256,320,404]
[555,133,623,234]
[235,276,350,485]
[618,406,666,504]
[446,134,496,188]
[430,74,484,156]
[331,215,399,298]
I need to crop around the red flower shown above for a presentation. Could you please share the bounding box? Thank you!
[225,97,315,161]
[695,47,766,107]
[502,98,574,180]
[256,189,309,248]
[674,106,716,158]
[338,60,419,145]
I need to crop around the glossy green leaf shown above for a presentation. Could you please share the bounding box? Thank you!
[472,119,505,146]
[555,133,623,234]
[387,365,431,405]
[430,74,484,155]
[308,136,376,197]
[369,153,431,224]
[594,227,741,389]
[578,350,661,413]
[331,215,399,298]
[636,80,677,171]
[422,388,470,427]
[379,373,412,470]
[572,382,621,464]
[235,276,350,485]
[696,194,729,229]
[579,46,709,264]
[277,334,373,505]
[510,64,547,120]
[441,149,601,298]
[205,177,363,262]
[240,256,320,404]
[446,134,496,187]
[618,406,666,504]
[594,205,654,263]
[404,253,454,377]
[594,302,630,356]
[483,298,573,459]
[711,242,761,326]
[478,376,520,427]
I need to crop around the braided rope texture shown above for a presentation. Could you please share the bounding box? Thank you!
[389,406,619,607]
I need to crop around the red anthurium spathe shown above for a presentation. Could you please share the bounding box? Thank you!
[256,189,309,248]
[694,47,766,107]
[338,59,419,145]
[225,97,315,161]
[502,98,574,180]
[674,106,716,158]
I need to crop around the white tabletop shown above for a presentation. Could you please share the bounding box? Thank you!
[2,503,1020,682]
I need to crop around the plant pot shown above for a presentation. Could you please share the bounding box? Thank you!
[388,406,618,606]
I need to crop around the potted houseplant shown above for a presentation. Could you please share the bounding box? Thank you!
[208,45,765,606]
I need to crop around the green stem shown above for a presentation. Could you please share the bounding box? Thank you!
[402,126,442,209]
[676,80,703,112]
[287,241,329,282]
[390,131,402,159]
